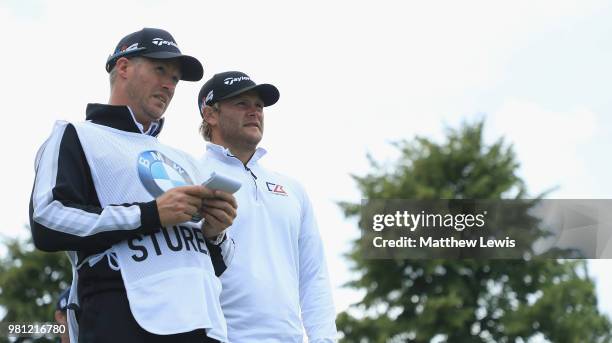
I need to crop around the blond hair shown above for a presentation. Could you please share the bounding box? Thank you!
[199,102,220,141]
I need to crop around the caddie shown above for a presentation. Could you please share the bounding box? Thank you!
[30,28,236,343]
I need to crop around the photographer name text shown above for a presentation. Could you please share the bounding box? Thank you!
[373,236,516,248]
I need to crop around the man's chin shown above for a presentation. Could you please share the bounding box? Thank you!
[244,127,262,138]
[144,108,165,121]
[236,136,261,150]
[246,133,263,145]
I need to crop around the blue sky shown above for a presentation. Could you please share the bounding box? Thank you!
[2,0,611,332]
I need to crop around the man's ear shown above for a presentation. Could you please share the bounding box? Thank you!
[203,106,218,127]
[114,57,131,80]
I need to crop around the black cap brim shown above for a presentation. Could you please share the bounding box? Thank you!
[142,51,204,81]
[220,83,280,107]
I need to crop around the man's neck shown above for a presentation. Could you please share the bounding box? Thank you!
[213,141,256,165]
[230,148,256,166]
[126,108,154,133]
[108,93,151,132]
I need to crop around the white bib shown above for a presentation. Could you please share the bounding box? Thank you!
[73,121,227,341]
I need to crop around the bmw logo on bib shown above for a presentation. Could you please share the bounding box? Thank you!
[137,150,194,197]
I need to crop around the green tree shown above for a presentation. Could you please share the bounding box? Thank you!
[338,121,611,342]
[0,231,71,343]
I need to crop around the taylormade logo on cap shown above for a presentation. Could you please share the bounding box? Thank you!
[198,71,280,115]
[106,28,203,81]
[152,38,179,48]
[224,76,250,85]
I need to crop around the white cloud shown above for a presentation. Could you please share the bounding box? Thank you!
[488,99,600,197]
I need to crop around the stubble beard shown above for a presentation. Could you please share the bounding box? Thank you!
[220,123,262,154]
[126,79,166,122]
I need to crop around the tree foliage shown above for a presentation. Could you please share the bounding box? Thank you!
[0,232,71,343]
[338,121,611,343]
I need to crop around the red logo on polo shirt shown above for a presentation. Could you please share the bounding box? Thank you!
[266,182,288,196]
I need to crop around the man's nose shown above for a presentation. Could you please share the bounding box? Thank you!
[161,78,176,95]
[247,104,262,115]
